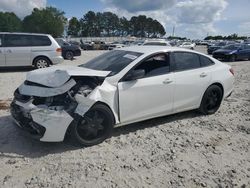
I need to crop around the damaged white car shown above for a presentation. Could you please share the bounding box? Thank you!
[11,46,234,146]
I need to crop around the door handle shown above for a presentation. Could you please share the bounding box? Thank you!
[200,72,207,78]
[163,78,173,84]
[6,49,12,53]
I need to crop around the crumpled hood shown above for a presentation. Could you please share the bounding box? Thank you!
[26,66,111,87]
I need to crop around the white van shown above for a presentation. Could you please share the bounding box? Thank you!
[0,32,63,69]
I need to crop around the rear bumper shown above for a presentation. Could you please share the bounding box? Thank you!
[51,56,64,65]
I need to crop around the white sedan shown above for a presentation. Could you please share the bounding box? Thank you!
[179,42,196,50]
[11,46,234,146]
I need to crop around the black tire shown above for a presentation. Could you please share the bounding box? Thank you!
[71,104,114,147]
[34,57,50,69]
[65,51,74,60]
[199,85,223,115]
[229,55,236,62]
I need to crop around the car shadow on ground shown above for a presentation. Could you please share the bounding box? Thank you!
[0,110,200,159]
[0,67,34,73]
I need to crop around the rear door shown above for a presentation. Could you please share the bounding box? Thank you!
[0,34,5,66]
[171,52,212,113]
[5,34,32,66]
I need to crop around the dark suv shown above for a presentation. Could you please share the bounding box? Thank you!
[56,38,81,60]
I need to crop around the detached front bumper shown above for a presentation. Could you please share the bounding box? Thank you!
[10,99,74,142]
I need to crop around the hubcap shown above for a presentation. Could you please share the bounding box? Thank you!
[77,110,106,141]
[66,52,73,59]
[36,59,48,68]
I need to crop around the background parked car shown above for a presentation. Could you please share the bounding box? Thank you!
[80,41,94,50]
[178,42,196,50]
[0,32,63,69]
[107,41,126,50]
[207,41,235,54]
[68,40,80,47]
[213,44,250,61]
[143,40,171,46]
[56,38,81,60]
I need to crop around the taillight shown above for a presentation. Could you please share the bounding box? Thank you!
[56,48,62,53]
[229,68,234,76]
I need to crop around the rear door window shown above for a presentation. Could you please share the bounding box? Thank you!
[199,55,214,67]
[5,34,32,47]
[173,52,200,71]
[32,35,52,46]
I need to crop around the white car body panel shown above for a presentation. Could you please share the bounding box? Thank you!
[31,109,73,142]
[118,73,175,124]
[11,46,234,142]
[5,46,31,66]
[172,67,212,113]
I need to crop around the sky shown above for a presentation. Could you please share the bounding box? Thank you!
[0,0,249,39]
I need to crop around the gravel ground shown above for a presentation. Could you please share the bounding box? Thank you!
[0,46,249,188]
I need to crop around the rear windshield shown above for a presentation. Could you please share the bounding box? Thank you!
[79,50,143,76]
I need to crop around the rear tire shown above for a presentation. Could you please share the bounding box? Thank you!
[71,104,114,147]
[34,57,50,69]
[65,51,74,60]
[199,85,223,115]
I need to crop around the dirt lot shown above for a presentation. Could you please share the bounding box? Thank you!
[0,47,249,188]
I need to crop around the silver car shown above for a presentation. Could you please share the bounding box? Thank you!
[0,32,63,69]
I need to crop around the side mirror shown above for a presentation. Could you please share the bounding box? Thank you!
[123,69,145,81]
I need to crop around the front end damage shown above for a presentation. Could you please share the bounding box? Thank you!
[11,66,118,142]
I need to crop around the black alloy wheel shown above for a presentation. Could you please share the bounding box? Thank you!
[71,104,114,146]
[199,85,223,115]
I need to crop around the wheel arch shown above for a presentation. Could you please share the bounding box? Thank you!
[210,82,224,97]
[199,82,224,107]
[92,101,116,124]
[32,55,52,66]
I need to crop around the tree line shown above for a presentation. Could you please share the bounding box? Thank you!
[204,34,247,40]
[0,7,66,37]
[68,11,166,38]
[0,8,166,38]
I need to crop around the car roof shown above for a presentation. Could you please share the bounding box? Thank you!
[117,45,197,55]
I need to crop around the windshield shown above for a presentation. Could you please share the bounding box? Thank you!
[79,50,143,76]
[222,44,240,50]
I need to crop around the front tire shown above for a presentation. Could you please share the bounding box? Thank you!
[199,85,223,115]
[71,104,114,147]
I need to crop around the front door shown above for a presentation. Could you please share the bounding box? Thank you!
[118,53,174,124]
